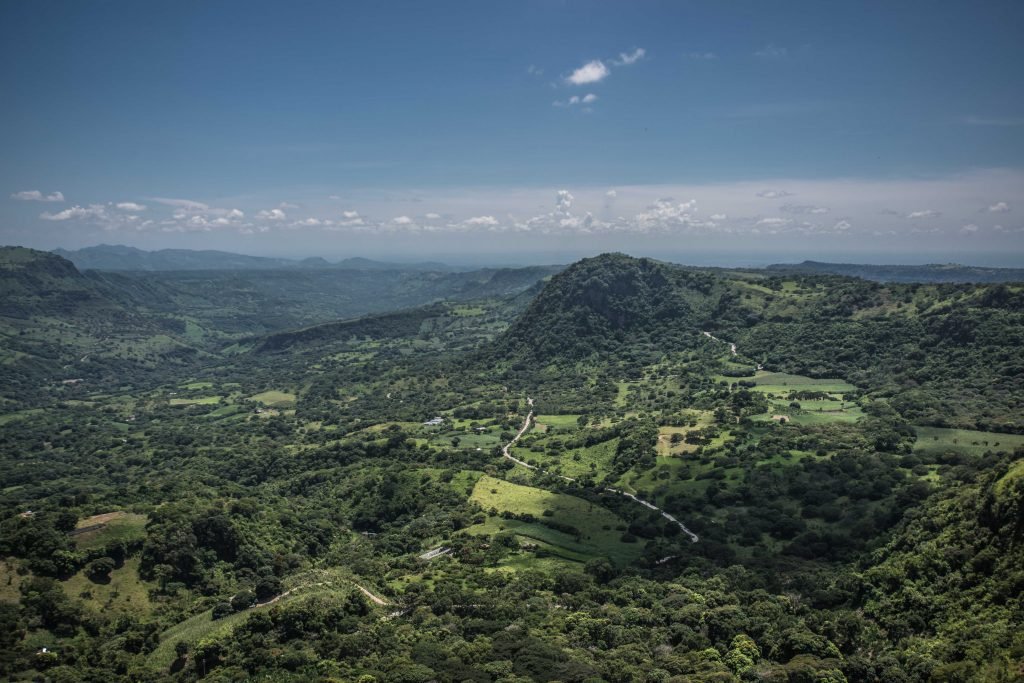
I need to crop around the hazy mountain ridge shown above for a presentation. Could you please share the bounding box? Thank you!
[52,244,470,272]
[767,259,1024,283]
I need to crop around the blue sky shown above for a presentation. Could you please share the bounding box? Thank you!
[2,0,1023,264]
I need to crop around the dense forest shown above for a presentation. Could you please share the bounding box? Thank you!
[1,248,1022,682]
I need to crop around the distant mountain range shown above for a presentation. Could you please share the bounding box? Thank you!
[44,245,1024,282]
[52,244,465,272]
[765,260,1024,283]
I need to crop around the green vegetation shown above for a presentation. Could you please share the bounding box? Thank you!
[0,249,1021,681]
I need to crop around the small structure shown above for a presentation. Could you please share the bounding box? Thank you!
[422,416,445,426]
[771,415,790,423]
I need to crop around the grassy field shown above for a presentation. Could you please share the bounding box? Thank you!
[0,559,24,603]
[747,371,856,395]
[248,390,297,407]
[169,396,222,406]
[914,427,1024,456]
[466,475,642,565]
[62,556,153,616]
[534,414,582,431]
[72,511,148,551]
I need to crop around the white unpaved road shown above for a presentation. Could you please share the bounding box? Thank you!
[501,398,699,543]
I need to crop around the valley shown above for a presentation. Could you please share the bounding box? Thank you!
[0,249,1022,682]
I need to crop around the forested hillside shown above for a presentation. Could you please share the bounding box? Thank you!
[0,250,1021,682]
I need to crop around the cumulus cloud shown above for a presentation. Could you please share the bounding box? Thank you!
[710,213,727,221]
[961,223,980,233]
[392,215,413,225]
[12,190,64,202]
[988,201,1010,213]
[256,208,287,221]
[41,205,105,221]
[833,220,852,232]
[425,212,441,219]
[611,48,646,66]
[905,209,941,219]
[566,60,610,85]
[756,190,793,199]
[115,202,147,211]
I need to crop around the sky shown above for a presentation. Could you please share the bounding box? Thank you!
[2,0,1024,266]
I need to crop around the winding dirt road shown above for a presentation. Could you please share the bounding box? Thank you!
[501,399,699,543]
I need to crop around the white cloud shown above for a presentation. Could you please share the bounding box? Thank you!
[556,190,574,212]
[463,215,499,227]
[425,212,441,219]
[756,217,792,226]
[328,194,341,200]
[988,201,1010,213]
[256,208,287,221]
[611,48,646,66]
[150,197,209,210]
[566,60,609,85]
[392,215,413,225]
[606,190,617,198]
[710,213,727,221]
[905,209,941,219]
[11,190,64,202]
[780,203,828,214]
[833,220,852,231]
[554,93,599,108]
[527,64,544,76]
[279,201,300,209]
[754,44,788,59]
[115,202,147,211]
[342,210,360,219]
[961,223,980,233]
[756,189,793,199]
[41,205,105,221]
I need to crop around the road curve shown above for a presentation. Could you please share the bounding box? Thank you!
[501,399,699,543]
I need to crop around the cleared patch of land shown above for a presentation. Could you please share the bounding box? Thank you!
[466,475,642,565]
[914,427,1024,456]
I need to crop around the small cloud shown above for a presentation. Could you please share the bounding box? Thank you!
[342,210,360,219]
[256,208,287,221]
[780,204,829,215]
[905,209,941,219]
[685,52,718,60]
[756,217,792,226]
[833,220,852,231]
[115,202,146,211]
[527,64,544,76]
[328,194,341,200]
[425,212,441,219]
[150,197,209,210]
[11,190,64,202]
[582,93,598,104]
[961,223,980,233]
[606,190,617,198]
[392,215,413,225]
[710,213,727,221]
[756,189,793,199]
[988,201,1010,213]
[964,116,1024,127]
[566,60,609,85]
[464,215,499,227]
[41,205,104,221]
[755,44,788,59]
[611,48,646,66]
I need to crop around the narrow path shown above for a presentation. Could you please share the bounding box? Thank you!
[702,331,763,370]
[501,399,699,543]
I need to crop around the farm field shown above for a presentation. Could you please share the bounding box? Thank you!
[913,427,1024,456]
